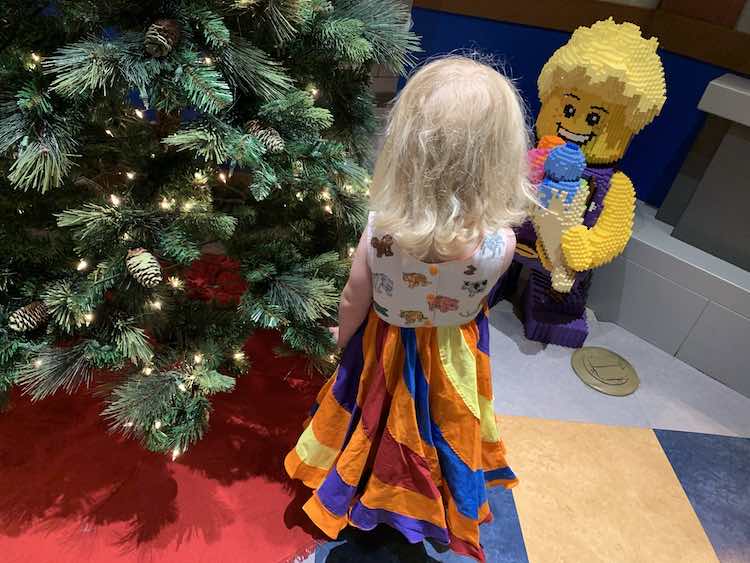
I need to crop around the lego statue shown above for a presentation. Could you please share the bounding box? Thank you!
[500,18,667,347]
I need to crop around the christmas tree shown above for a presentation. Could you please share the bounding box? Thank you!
[0,0,419,458]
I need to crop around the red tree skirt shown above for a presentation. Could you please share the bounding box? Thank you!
[0,331,326,563]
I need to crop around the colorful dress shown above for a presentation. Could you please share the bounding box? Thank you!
[284,215,518,562]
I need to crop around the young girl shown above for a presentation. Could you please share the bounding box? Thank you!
[285,56,533,562]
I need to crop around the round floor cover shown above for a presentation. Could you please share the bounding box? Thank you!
[571,347,639,396]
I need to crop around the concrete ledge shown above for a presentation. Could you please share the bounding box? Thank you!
[589,201,750,397]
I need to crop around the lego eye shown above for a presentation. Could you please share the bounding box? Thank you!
[586,112,601,126]
[563,104,576,118]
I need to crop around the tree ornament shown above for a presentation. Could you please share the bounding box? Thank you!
[126,248,163,288]
[8,301,49,332]
[245,120,285,154]
[144,19,181,58]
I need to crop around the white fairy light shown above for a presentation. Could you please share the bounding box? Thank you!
[160,198,173,210]
[110,194,121,206]
[125,171,136,180]
[218,172,227,183]
[134,109,144,119]
[182,200,195,212]
[168,276,184,290]
[295,191,304,201]
[150,299,163,311]
[33,358,43,368]
[30,52,41,62]
[171,446,181,461]
[76,259,89,271]
[105,129,114,137]
[348,246,355,257]
[320,189,331,201]
[203,56,213,65]
[323,204,333,214]
[143,366,154,375]
[343,184,353,193]
[124,421,134,428]
[178,382,187,392]
[154,420,162,430]
[233,351,245,362]
[150,153,156,159]
[193,352,203,364]
[194,170,208,185]
[308,85,320,100]
[83,312,94,325]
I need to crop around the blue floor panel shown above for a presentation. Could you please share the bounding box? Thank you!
[655,429,750,563]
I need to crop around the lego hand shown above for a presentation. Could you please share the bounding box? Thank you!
[561,172,636,271]
[561,225,593,271]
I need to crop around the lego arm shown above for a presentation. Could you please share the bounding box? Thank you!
[560,171,636,272]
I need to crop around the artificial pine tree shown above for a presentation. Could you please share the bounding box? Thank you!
[0,0,419,457]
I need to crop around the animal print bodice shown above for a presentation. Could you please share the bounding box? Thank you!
[366,213,516,327]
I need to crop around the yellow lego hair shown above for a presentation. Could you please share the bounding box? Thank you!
[538,18,666,134]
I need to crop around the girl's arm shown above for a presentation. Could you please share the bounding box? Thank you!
[336,229,373,348]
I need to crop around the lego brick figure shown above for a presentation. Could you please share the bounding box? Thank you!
[501,18,667,348]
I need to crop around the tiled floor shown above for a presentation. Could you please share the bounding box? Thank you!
[303,306,750,562]
[488,301,750,438]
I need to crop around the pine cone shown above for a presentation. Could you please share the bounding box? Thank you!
[126,248,163,288]
[145,19,181,58]
[246,120,285,154]
[8,301,48,332]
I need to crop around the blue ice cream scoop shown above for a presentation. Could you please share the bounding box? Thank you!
[538,142,587,206]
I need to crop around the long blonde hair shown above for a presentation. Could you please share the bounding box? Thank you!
[370,56,534,261]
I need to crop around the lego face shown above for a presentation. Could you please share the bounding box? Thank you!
[536,86,635,164]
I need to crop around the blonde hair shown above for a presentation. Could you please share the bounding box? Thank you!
[538,18,666,134]
[370,56,534,262]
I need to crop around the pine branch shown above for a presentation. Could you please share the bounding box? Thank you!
[334,0,421,74]
[176,52,233,114]
[16,343,95,401]
[221,35,292,100]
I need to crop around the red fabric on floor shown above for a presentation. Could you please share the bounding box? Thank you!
[0,331,326,563]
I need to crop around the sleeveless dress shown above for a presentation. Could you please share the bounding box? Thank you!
[284,215,518,562]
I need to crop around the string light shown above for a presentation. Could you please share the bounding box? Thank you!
[124,421,134,428]
[218,172,227,183]
[33,358,43,368]
[308,85,320,100]
[17,208,24,215]
[320,189,331,201]
[295,191,304,201]
[30,52,41,62]
[150,153,156,159]
[168,276,184,290]
[83,312,94,325]
[343,184,353,193]
[121,232,131,241]
[348,246,355,257]
[160,198,174,210]
[149,299,163,311]
[125,171,136,180]
[76,259,89,271]
[233,351,245,362]
[110,194,121,206]
[154,420,162,430]
[194,170,208,185]
[178,382,187,392]
[134,109,144,119]
[203,56,213,65]
[172,446,182,461]
[323,204,333,214]
[143,366,154,375]
[328,354,336,362]
[182,200,195,212]
[105,129,114,137]
[193,352,203,364]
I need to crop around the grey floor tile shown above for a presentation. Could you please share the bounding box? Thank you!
[489,302,750,437]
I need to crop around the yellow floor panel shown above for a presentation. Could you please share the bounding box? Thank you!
[499,416,719,563]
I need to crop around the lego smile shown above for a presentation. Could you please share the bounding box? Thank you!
[557,124,594,145]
